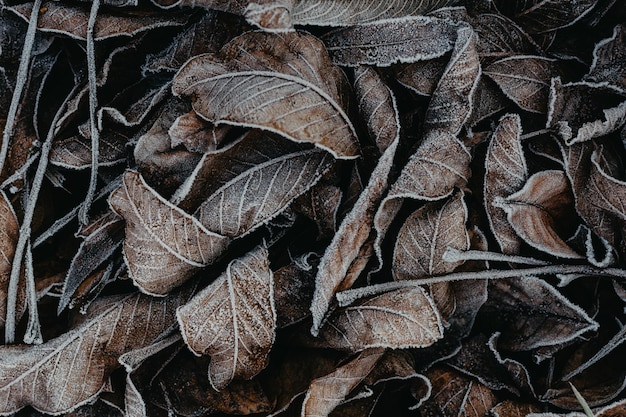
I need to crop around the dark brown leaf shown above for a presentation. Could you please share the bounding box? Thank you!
[176,244,275,390]
[393,58,447,97]
[0,191,19,333]
[496,0,598,34]
[273,255,316,328]
[472,13,542,60]
[586,24,626,92]
[490,400,540,417]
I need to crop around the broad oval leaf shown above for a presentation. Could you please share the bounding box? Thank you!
[109,170,230,295]
[484,114,528,254]
[176,244,275,390]
[472,13,542,60]
[498,170,583,259]
[301,348,384,417]
[0,287,194,415]
[317,287,444,352]
[321,16,457,67]
[393,191,470,281]
[484,56,559,114]
[291,0,462,26]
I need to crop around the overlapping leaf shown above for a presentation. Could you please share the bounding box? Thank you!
[0,191,19,333]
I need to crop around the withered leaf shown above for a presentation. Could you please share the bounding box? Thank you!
[321,16,457,67]
[422,367,497,417]
[168,111,230,154]
[301,348,385,417]
[490,400,540,417]
[484,114,528,255]
[8,1,189,41]
[293,184,342,240]
[273,255,316,328]
[176,244,275,390]
[393,57,447,97]
[497,0,598,34]
[587,146,626,221]
[291,0,462,26]
[310,69,400,334]
[482,276,598,351]
[472,13,542,60]
[109,170,230,295]
[424,24,480,135]
[316,287,443,352]
[172,31,359,159]
[0,287,194,415]
[0,190,19,333]
[484,56,559,114]
[467,77,511,127]
[547,78,626,145]
[586,24,626,92]
[49,131,131,170]
[498,170,583,259]
[393,191,470,280]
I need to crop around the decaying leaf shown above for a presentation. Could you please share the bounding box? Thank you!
[586,24,626,92]
[496,0,599,34]
[176,244,275,390]
[0,191,19,333]
[109,170,230,295]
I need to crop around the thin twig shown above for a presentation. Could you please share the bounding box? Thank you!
[0,153,40,191]
[519,129,554,141]
[336,264,626,307]
[0,0,42,177]
[79,0,101,225]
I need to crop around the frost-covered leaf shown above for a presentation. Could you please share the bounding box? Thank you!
[302,348,384,417]
[0,287,194,415]
[481,276,599,351]
[547,78,626,145]
[393,58,447,96]
[484,114,528,254]
[168,111,230,154]
[321,16,457,67]
[109,170,230,295]
[586,24,626,92]
[485,56,559,114]
[467,77,511,126]
[316,287,443,352]
[495,0,599,34]
[8,1,189,41]
[176,244,275,390]
[0,191,19,333]
[273,256,316,328]
[49,130,131,169]
[498,170,583,259]
[291,0,462,26]
[491,400,540,417]
[393,191,470,280]
[472,13,542,60]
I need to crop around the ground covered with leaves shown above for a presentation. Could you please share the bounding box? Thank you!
[1,0,626,416]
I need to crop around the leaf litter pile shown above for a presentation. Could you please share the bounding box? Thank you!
[2,0,626,416]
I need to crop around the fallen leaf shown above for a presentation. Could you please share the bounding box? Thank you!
[585,24,626,92]
[496,0,598,34]
[472,13,542,60]
[109,170,230,295]
[0,191,20,334]
[176,244,275,390]
[273,255,317,328]
[393,58,447,97]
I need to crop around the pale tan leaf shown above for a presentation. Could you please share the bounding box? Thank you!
[291,0,462,26]
[393,191,470,281]
[310,70,400,335]
[321,16,457,67]
[302,348,385,417]
[498,170,583,259]
[0,287,194,415]
[424,24,480,135]
[0,190,19,333]
[9,1,189,41]
[484,56,558,114]
[422,367,497,417]
[176,244,275,390]
[317,287,443,352]
[484,114,528,255]
[109,170,230,295]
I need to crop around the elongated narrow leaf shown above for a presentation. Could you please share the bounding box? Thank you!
[0,286,194,416]
[291,0,462,26]
[484,114,527,254]
[8,1,189,41]
[310,70,400,335]
[317,287,443,352]
[485,56,558,114]
[0,191,19,333]
[393,191,470,281]
[302,348,384,417]
[177,244,275,390]
[109,170,230,295]
[483,277,599,351]
[321,16,457,67]
[498,170,583,259]
[424,24,480,135]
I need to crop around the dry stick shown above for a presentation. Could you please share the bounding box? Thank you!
[4,84,80,343]
[0,0,42,177]
[335,264,626,307]
[79,0,101,225]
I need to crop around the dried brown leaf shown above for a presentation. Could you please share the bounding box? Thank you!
[302,348,385,417]
[484,114,528,255]
[490,400,540,417]
[109,170,230,295]
[485,56,559,114]
[498,170,583,259]
[472,13,542,60]
[273,256,316,328]
[496,0,598,34]
[0,191,19,333]
[393,58,447,97]
[321,16,457,67]
[467,77,511,127]
[316,287,443,352]
[292,184,342,240]
[587,145,626,221]
[393,191,470,280]
[168,111,230,154]
[176,244,275,390]
[586,24,626,92]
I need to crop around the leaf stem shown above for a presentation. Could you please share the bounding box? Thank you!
[336,264,626,306]
[442,247,549,266]
[0,0,42,177]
